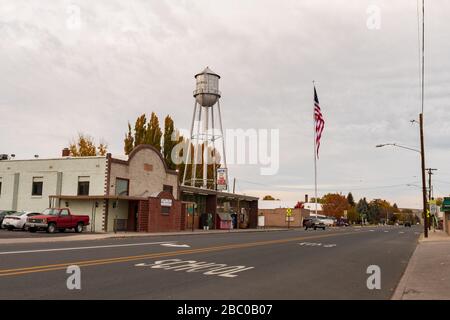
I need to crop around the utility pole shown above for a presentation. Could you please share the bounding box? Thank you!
[233,178,236,194]
[426,168,437,200]
[426,168,437,230]
[419,0,428,238]
[420,114,428,238]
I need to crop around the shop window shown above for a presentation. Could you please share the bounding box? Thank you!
[77,177,90,196]
[32,177,43,196]
[161,206,170,215]
[116,178,129,196]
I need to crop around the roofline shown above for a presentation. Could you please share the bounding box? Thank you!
[180,185,258,201]
[0,156,107,163]
[49,195,149,201]
[110,144,178,176]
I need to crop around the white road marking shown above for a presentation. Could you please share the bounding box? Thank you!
[136,259,254,278]
[384,231,389,233]
[299,242,336,248]
[399,232,405,234]
[0,241,177,255]
[160,243,190,248]
[369,230,375,232]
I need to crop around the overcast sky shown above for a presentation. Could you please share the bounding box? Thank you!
[1,0,449,208]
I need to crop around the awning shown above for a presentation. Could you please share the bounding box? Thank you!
[49,195,148,201]
[217,212,233,221]
[442,197,450,212]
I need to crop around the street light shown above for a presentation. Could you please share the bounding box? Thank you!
[376,143,420,153]
[376,137,428,238]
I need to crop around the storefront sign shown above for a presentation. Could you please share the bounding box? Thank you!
[161,199,173,207]
[217,168,228,190]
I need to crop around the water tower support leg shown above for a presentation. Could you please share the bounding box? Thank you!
[183,101,197,186]
[217,100,229,191]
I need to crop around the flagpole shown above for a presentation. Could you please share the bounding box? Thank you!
[313,81,318,217]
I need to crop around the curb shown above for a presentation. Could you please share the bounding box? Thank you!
[391,237,421,300]
[0,228,289,245]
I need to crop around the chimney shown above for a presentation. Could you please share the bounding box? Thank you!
[305,194,309,203]
[62,148,70,157]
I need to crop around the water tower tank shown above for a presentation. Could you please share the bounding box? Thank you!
[193,67,221,107]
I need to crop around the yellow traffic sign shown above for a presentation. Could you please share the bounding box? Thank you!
[286,208,293,217]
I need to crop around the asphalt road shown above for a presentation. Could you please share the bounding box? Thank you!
[0,228,84,239]
[0,225,421,299]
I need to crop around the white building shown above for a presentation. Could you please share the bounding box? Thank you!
[0,145,179,232]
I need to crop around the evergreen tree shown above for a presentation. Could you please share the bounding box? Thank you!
[347,192,355,207]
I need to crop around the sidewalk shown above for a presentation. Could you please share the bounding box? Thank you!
[0,228,288,245]
[392,229,450,300]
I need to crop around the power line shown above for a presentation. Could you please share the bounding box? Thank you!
[234,178,420,193]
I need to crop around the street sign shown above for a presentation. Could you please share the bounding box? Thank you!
[286,208,293,217]
[429,200,437,215]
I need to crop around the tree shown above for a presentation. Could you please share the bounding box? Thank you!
[322,193,350,218]
[263,195,275,200]
[368,199,392,224]
[163,115,177,170]
[145,112,162,151]
[295,201,304,209]
[124,113,162,155]
[310,197,323,204]
[347,192,355,207]
[346,207,358,223]
[356,198,369,223]
[124,122,134,155]
[392,203,400,213]
[69,133,108,157]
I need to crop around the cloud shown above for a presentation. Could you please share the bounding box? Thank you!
[0,0,449,208]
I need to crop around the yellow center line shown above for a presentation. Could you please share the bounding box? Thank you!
[0,230,363,277]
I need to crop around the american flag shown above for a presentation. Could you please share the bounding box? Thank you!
[314,87,325,158]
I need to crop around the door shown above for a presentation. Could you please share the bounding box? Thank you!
[59,209,72,228]
[128,201,139,231]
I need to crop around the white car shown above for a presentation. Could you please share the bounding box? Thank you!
[1,211,41,230]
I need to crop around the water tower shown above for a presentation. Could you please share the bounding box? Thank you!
[182,67,229,190]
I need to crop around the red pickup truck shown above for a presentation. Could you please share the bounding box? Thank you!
[26,208,90,233]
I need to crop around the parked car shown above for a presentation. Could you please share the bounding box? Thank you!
[304,218,326,230]
[336,218,350,227]
[1,211,41,230]
[25,208,90,233]
[404,222,412,227]
[0,210,16,228]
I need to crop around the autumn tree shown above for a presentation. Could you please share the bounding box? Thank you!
[346,207,358,224]
[322,193,350,218]
[295,201,304,209]
[124,113,162,155]
[392,203,400,213]
[263,195,275,200]
[163,115,177,170]
[368,199,392,224]
[146,112,162,152]
[69,133,108,157]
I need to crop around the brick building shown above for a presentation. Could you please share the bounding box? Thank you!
[0,144,257,233]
